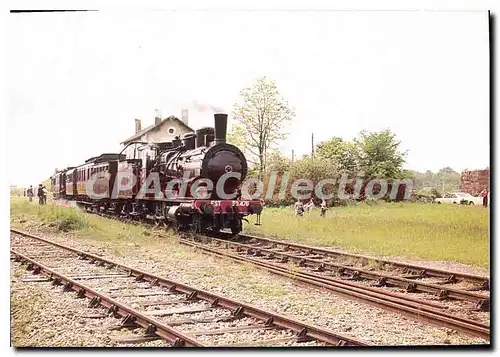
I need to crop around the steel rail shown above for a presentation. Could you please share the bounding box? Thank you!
[11,249,205,347]
[202,235,489,308]
[180,239,490,340]
[232,233,489,288]
[10,228,366,347]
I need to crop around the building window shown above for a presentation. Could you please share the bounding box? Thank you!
[168,127,175,135]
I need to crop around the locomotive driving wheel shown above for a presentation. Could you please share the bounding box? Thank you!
[172,221,181,232]
[189,215,201,234]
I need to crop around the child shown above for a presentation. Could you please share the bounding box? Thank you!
[320,199,328,217]
[294,200,304,216]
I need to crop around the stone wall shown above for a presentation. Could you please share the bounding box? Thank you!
[459,169,489,196]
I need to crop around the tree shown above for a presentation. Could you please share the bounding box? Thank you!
[355,129,407,178]
[266,151,291,172]
[231,76,295,180]
[435,167,460,193]
[316,137,361,174]
[316,129,407,179]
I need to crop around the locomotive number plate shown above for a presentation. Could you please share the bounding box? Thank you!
[209,200,250,207]
[232,201,249,207]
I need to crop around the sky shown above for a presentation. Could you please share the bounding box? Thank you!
[6,10,490,187]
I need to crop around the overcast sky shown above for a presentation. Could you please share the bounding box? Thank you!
[7,10,489,187]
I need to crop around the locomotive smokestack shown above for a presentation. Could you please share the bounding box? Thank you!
[214,113,228,145]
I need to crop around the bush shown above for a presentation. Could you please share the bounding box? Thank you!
[36,205,89,232]
[415,187,442,201]
[57,216,87,232]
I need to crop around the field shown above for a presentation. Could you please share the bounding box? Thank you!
[246,202,489,268]
[10,197,490,268]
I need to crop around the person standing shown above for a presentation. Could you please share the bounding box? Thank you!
[305,198,315,214]
[27,185,34,202]
[38,184,45,205]
[42,185,48,204]
[294,200,304,216]
[320,199,328,217]
[480,187,489,207]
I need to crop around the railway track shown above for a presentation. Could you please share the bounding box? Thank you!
[209,233,490,307]
[232,233,490,290]
[82,208,490,297]
[10,228,367,348]
[27,205,490,341]
[178,234,490,341]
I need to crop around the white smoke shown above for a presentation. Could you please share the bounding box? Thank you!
[190,100,225,114]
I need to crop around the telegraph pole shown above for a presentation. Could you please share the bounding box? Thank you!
[311,133,315,159]
[291,149,295,163]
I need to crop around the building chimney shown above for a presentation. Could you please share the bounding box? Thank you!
[214,113,228,145]
[135,119,142,134]
[155,116,161,126]
[181,108,189,126]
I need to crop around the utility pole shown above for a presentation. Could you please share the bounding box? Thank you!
[291,149,295,163]
[311,133,314,159]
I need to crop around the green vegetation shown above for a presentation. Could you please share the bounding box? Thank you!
[11,288,46,346]
[408,167,461,195]
[316,130,408,179]
[9,198,169,248]
[245,202,489,267]
[259,129,411,206]
[229,76,295,180]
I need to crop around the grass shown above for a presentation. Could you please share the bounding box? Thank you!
[245,202,490,268]
[9,197,168,248]
[11,293,44,344]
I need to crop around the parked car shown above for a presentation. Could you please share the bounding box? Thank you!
[434,192,483,205]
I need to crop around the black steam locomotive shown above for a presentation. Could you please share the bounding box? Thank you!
[50,114,263,234]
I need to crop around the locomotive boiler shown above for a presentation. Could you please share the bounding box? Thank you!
[155,114,248,199]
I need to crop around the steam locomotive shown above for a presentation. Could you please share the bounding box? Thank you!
[50,113,263,234]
